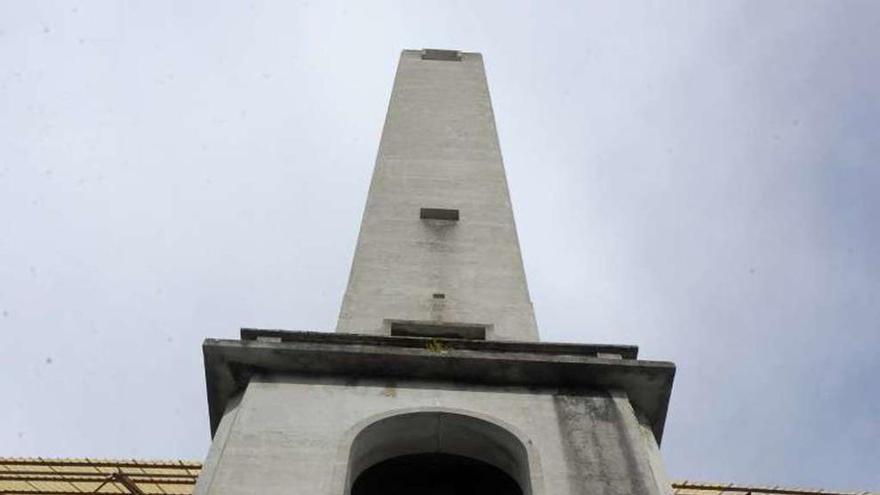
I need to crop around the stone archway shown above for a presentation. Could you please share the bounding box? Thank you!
[352,452,521,495]
[342,411,534,495]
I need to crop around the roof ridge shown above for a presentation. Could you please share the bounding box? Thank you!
[1,459,874,495]
[673,479,877,495]
[0,456,202,467]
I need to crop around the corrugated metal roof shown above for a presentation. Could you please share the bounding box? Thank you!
[0,458,873,495]
[0,458,200,494]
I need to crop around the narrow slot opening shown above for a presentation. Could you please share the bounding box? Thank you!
[421,49,462,61]
[420,208,459,221]
[390,322,486,340]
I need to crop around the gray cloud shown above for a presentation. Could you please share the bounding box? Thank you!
[1,1,877,491]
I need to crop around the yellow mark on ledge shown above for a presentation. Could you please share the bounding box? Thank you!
[425,338,448,354]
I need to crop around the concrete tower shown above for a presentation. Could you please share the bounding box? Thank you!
[197,49,676,495]
[337,49,538,342]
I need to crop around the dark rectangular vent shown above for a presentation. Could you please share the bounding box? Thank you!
[391,322,486,340]
[420,208,459,221]
[421,49,462,61]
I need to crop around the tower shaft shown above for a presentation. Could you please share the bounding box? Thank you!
[337,49,538,341]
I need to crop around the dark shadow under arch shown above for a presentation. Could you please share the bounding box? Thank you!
[352,453,523,495]
[344,411,533,495]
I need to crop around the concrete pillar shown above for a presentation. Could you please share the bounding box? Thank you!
[336,50,538,342]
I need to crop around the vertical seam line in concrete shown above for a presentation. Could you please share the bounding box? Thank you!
[435,414,444,453]
[611,390,662,495]
[197,392,244,495]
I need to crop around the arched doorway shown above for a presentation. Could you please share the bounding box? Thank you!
[352,453,522,495]
[343,411,533,495]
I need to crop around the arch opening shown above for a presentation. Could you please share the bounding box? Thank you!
[344,411,532,495]
[352,453,522,495]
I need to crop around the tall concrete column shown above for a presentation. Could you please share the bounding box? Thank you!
[199,49,676,495]
[336,49,538,342]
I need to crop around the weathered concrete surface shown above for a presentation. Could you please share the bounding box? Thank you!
[195,375,672,495]
[197,49,678,495]
[553,390,673,495]
[202,329,674,442]
[344,411,533,494]
[337,50,538,341]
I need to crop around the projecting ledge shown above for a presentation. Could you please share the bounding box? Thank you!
[202,329,674,443]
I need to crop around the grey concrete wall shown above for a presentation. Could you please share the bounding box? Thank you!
[196,375,672,495]
[336,50,539,341]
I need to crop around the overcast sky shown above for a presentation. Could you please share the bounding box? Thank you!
[1,1,878,492]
